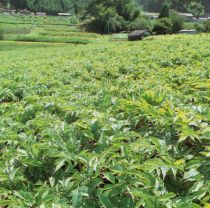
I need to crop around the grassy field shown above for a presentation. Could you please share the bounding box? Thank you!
[0,34,209,207]
[0,14,77,25]
[0,14,102,44]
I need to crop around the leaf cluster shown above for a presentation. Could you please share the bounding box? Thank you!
[0,34,209,207]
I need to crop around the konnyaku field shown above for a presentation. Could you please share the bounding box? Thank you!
[0,35,209,207]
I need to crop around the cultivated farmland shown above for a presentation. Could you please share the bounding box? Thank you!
[0,34,209,207]
[0,14,101,44]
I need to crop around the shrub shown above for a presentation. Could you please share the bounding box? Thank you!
[132,10,140,20]
[203,20,210,32]
[169,11,184,33]
[183,22,196,30]
[195,23,205,33]
[188,1,204,18]
[153,18,172,35]
[85,8,126,33]
[128,17,152,31]
[85,0,141,33]
[159,3,170,18]
[0,25,3,40]
[104,8,126,33]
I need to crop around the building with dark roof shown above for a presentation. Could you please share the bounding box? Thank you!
[128,30,152,41]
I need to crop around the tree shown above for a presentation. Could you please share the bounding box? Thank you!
[67,0,90,17]
[86,0,141,33]
[169,11,184,33]
[10,0,28,9]
[188,1,204,18]
[137,0,208,14]
[159,2,170,18]
[153,18,172,34]
[26,0,88,16]
[129,17,152,31]
[27,0,67,14]
[137,0,164,12]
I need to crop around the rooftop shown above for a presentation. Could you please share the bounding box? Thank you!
[129,30,149,36]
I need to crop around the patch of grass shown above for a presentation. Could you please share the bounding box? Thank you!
[0,15,100,44]
[0,14,78,26]
[38,30,99,38]
[0,23,31,34]
[4,34,90,44]
[111,33,128,41]
[0,41,59,51]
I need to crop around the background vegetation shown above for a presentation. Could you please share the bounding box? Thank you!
[138,0,209,14]
[0,0,209,33]
[1,0,209,15]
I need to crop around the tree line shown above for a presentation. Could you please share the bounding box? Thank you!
[139,0,209,14]
[0,0,209,15]
[0,0,209,34]
[0,0,89,15]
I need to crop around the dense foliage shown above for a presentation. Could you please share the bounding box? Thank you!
[153,18,173,35]
[1,0,210,16]
[0,34,209,207]
[138,0,209,14]
[85,0,141,33]
[204,20,210,32]
[0,0,90,15]
[0,24,3,39]
[188,1,205,18]
[158,3,170,19]
[169,11,184,33]
[153,10,184,35]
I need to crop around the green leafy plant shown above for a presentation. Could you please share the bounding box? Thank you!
[0,32,209,207]
[169,11,184,33]
[153,18,173,34]
[204,20,210,32]
[159,2,170,19]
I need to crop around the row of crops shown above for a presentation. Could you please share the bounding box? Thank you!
[0,23,101,44]
[0,14,102,44]
[0,14,77,25]
[0,34,209,207]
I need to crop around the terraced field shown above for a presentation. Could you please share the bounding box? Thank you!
[0,35,209,207]
[0,14,76,25]
[0,14,101,44]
